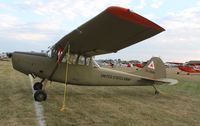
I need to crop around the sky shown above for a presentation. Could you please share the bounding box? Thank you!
[0,0,200,62]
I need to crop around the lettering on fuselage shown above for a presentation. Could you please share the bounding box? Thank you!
[101,74,131,81]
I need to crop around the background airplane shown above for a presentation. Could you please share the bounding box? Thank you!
[165,62,183,68]
[177,61,200,75]
[0,53,9,61]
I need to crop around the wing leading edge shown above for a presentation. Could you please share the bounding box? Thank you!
[53,6,165,57]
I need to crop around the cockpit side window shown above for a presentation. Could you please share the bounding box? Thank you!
[69,54,78,64]
[48,47,99,68]
[78,55,85,65]
[61,54,78,64]
[85,57,90,66]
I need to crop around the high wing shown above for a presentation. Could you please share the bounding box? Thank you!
[53,6,165,57]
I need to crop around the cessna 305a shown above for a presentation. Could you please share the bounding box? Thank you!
[11,6,178,102]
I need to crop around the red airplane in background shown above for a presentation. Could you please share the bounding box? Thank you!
[135,62,148,70]
[177,61,200,75]
[177,65,200,75]
[135,63,144,68]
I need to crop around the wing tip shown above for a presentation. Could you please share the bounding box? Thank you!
[106,6,165,32]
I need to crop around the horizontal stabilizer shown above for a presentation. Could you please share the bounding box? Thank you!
[156,78,178,85]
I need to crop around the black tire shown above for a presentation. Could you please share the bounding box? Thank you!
[187,73,190,75]
[33,82,43,90]
[34,90,47,102]
[177,72,180,75]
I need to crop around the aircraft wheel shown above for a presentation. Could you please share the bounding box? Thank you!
[187,73,190,75]
[34,90,47,102]
[177,72,180,75]
[33,82,43,90]
[155,90,160,95]
[136,68,138,71]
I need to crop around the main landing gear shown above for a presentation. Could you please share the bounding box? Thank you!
[33,82,43,90]
[33,80,47,102]
[152,84,160,95]
[34,90,47,102]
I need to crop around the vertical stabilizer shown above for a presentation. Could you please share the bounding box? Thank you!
[141,57,166,79]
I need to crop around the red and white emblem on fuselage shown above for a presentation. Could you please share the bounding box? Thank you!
[148,61,155,70]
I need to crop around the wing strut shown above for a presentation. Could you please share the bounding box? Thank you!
[60,44,70,112]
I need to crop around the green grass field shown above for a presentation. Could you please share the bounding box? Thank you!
[0,61,38,126]
[0,61,200,126]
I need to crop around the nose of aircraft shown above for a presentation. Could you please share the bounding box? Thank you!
[11,52,28,74]
[11,52,18,70]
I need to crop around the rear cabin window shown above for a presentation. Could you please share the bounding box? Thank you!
[78,55,85,65]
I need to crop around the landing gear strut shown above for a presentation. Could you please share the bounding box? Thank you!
[152,84,160,95]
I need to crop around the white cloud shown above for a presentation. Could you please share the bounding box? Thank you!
[0,3,6,8]
[145,4,200,62]
[150,0,163,9]
[0,14,50,42]
[133,0,146,9]
[143,13,155,20]
[17,0,133,20]
[162,6,200,42]
[12,33,47,41]
[34,20,62,31]
[0,14,19,30]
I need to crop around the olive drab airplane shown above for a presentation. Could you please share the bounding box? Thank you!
[11,6,178,102]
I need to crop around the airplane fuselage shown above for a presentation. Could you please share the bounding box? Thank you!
[12,52,154,86]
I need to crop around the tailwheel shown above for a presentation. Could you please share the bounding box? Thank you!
[33,82,43,90]
[34,90,47,102]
